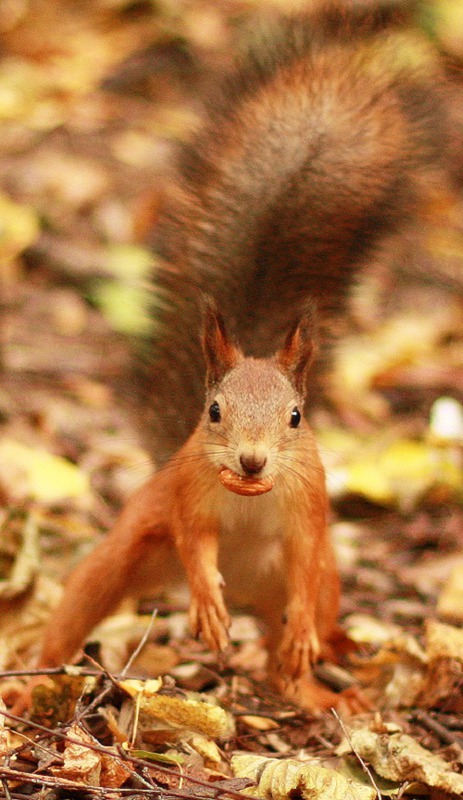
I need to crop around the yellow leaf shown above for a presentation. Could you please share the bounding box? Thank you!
[238,715,279,731]
[0,438,89,502]
[119,678,163,697]
[190,733,223,764]
[343,460,392,504]
[425,619,463,661]
[119,680,235,742]
[347,728,463,795]
[437,565,463,621]
[325,433,463,506]
[92,281,151,335]
[232,753,376,800]
[0,193,39,265]
[0,513,39,599]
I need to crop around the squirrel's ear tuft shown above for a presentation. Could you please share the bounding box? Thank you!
[276,304,317,396]
[201,295,241,389]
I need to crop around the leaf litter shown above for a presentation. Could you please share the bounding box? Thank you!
[0,1,463,799]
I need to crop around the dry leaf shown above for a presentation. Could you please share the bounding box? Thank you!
[100,750,133,788]
[0,192,39,267]
[0,438,90,503]
[50,725,102,785]
[31,674,96,727]
[189,733,223,765]
[344,614,403,646]
[0,574,62,671]
[50,724,131,788]
[120,680,235,741]
[437,564,463,621]
[351,635,426,710]
[416,620,463,711]
[347,727,463,795]
[425,619,463,660]
[321,427,463,507]
[417,657,463,712]
[231,753,376,800]
[0,513,39,599]
[0,698,24,755]
[238,715,280,731]
[335,309,457,400]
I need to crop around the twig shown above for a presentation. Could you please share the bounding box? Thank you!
[331,709,383,800]
[0,709,154,791]
[72,652,122,724]
[0,709,254,800]
[120,608,158,678]
[410,709,463,747]
[1,776,13,800]
[0,765,152,794]
[0,763,256,800]
[0,666,104,679]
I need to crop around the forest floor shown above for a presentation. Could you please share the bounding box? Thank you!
[0,2,463,799]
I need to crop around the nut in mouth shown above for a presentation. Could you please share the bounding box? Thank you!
[218,466,275,496]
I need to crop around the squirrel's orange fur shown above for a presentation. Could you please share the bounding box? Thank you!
[38,301,343,709]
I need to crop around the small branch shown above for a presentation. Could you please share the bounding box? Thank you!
[331,709,382,800]
[410,709,463,747]
[0,709,255,800]
[120,608,158,678]
[0,765,152,795]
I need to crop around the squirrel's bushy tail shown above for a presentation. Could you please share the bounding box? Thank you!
[138,2,453,463]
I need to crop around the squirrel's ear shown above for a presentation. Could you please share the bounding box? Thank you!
[276,306,317,396]
[201,295,241,389]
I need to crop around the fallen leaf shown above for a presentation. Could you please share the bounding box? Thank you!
[323,431,463,507]
[90,244,153,335]
[0,438,90,503]
[231,753,376,800]
[437,564,463,621]
[425,619,463,660]
[189,733,223,765]
[0,513,39,599]
[50,724,102,785]
[120,680,236,742]
[350,635,426,710]
[50,723,132,788]
[237,715,280,732]
[346,727,463,795]
[417,657,463,712]
[0,192,39,269]
[31,674,96,727]
[0,698,24,755]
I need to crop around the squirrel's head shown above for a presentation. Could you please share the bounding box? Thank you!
[200,296,317,484]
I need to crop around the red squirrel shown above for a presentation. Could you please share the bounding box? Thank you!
[38,298,342,709]
[30,3,455,711]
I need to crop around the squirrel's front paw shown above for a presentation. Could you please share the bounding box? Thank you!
[278,620,320,679]
[189,588,231,653]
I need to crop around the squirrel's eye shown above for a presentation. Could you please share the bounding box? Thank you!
[209,401,221,423]
[290,407,301,428]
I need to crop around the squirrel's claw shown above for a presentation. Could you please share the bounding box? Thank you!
[278,621,320,679]
[189,589,231,653]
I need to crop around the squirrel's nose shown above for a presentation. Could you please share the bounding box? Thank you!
[240,453,267,475]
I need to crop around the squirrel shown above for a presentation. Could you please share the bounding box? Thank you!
[25,2,456,711]
[37,298,344,710]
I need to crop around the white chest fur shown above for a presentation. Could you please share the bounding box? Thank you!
[214,485,286,607]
